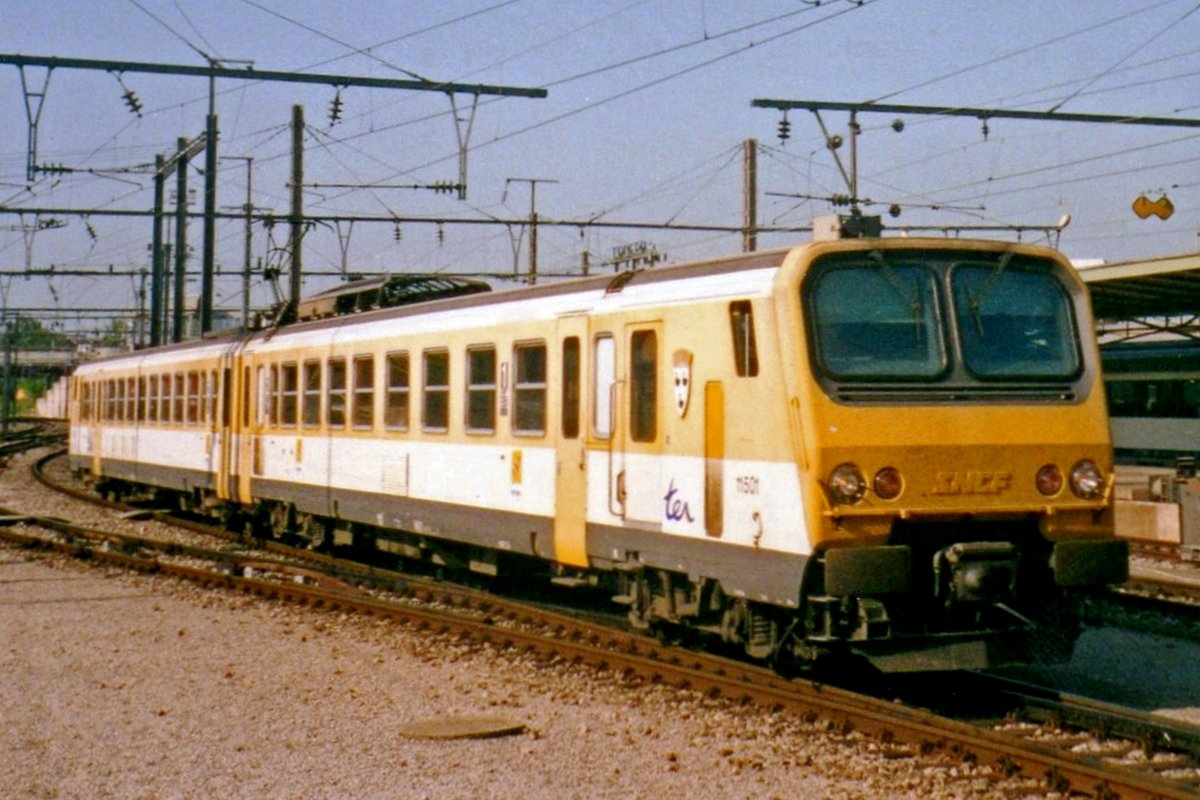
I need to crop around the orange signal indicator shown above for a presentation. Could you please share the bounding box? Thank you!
[1133,194,1174,220]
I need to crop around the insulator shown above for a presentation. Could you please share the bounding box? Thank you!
[328,92,344,126]
[777,114,791,143]
[122,89,143,117]
[393,222,403,241]
[437,223,445,245]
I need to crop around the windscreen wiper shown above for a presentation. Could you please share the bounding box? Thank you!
[966,251,1014,337]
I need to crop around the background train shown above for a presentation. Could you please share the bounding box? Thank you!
[1102,339,1200,468]
[67,221,1128,673]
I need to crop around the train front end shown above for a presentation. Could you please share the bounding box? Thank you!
[782,234,1127,672]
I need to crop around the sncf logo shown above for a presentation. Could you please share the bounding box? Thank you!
[933,471,1012,495]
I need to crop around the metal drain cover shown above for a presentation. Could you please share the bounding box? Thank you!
[397,715,526,740]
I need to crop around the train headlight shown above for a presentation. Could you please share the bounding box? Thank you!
[1036,464,1063,497]
[828,463,866,505]
[873,467,903,500]
[1069,459,1104,500]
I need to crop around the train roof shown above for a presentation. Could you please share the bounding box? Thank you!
[72,235,1076,370]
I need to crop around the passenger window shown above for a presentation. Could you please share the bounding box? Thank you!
[243,366,251,428]
[423,350,450,432]
[327,358,347,428]
[280,363,299,427]
[630,330,657,443]
[385,352,410,431]
[137,377,146,422]
[353,355,375,430]
[268,365,279,427]
[514,342,546,435]
[302,360,321,428]
[187,371,200,425]
[174,373,185,424]
[208,370,218,425]
[466,346,496,434]
[221,368,232,428]
[593,334,615,439]
[147,375,158,423]
[125,377,136,422]
[729,300,759,377]
[562,337,580,439]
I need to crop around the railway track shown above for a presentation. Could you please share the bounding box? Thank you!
[7,447,1200,799]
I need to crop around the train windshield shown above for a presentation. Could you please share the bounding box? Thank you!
[951,262,1079,379]
[809,262,945,379]
[807,250,1081,384]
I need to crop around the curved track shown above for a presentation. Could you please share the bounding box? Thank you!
[8,447,1200,799]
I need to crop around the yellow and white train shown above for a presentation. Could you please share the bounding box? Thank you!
[68,224,1128,671]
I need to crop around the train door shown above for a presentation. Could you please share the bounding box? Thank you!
[90,377,103,477]
[235,360,260,504]
[554,315,588,567]
[615,322,663,528]
[216,349,236,501]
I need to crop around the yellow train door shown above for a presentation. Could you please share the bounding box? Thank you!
[90,379,103,477]
[553,315,588,567]
[217,338,252,503]
[236,361,258,504]
[216,352,235,501]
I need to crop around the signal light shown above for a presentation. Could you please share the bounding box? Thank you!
[1036,464,1063,497]
[873,467,903,500]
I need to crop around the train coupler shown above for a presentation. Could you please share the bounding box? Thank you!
[806,595,891,642]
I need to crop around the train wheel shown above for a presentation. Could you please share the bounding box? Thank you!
[620,568,651,630]
[298,513,330,552]
[267,503,295,541]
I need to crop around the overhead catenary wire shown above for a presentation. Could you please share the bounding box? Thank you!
[867,0,1187,104]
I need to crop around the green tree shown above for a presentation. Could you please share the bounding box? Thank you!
[5,314,73,350]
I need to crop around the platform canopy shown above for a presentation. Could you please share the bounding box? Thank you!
[1078,253,1200,339]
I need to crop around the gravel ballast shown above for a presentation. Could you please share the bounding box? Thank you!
[1,547,1030,800]
[7,449,1200,798]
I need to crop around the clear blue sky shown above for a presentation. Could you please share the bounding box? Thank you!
[2,0,1199,327]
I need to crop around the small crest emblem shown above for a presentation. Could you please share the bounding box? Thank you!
[672,349,693,418]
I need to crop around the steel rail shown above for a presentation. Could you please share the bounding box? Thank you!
[16,450,1200,798]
